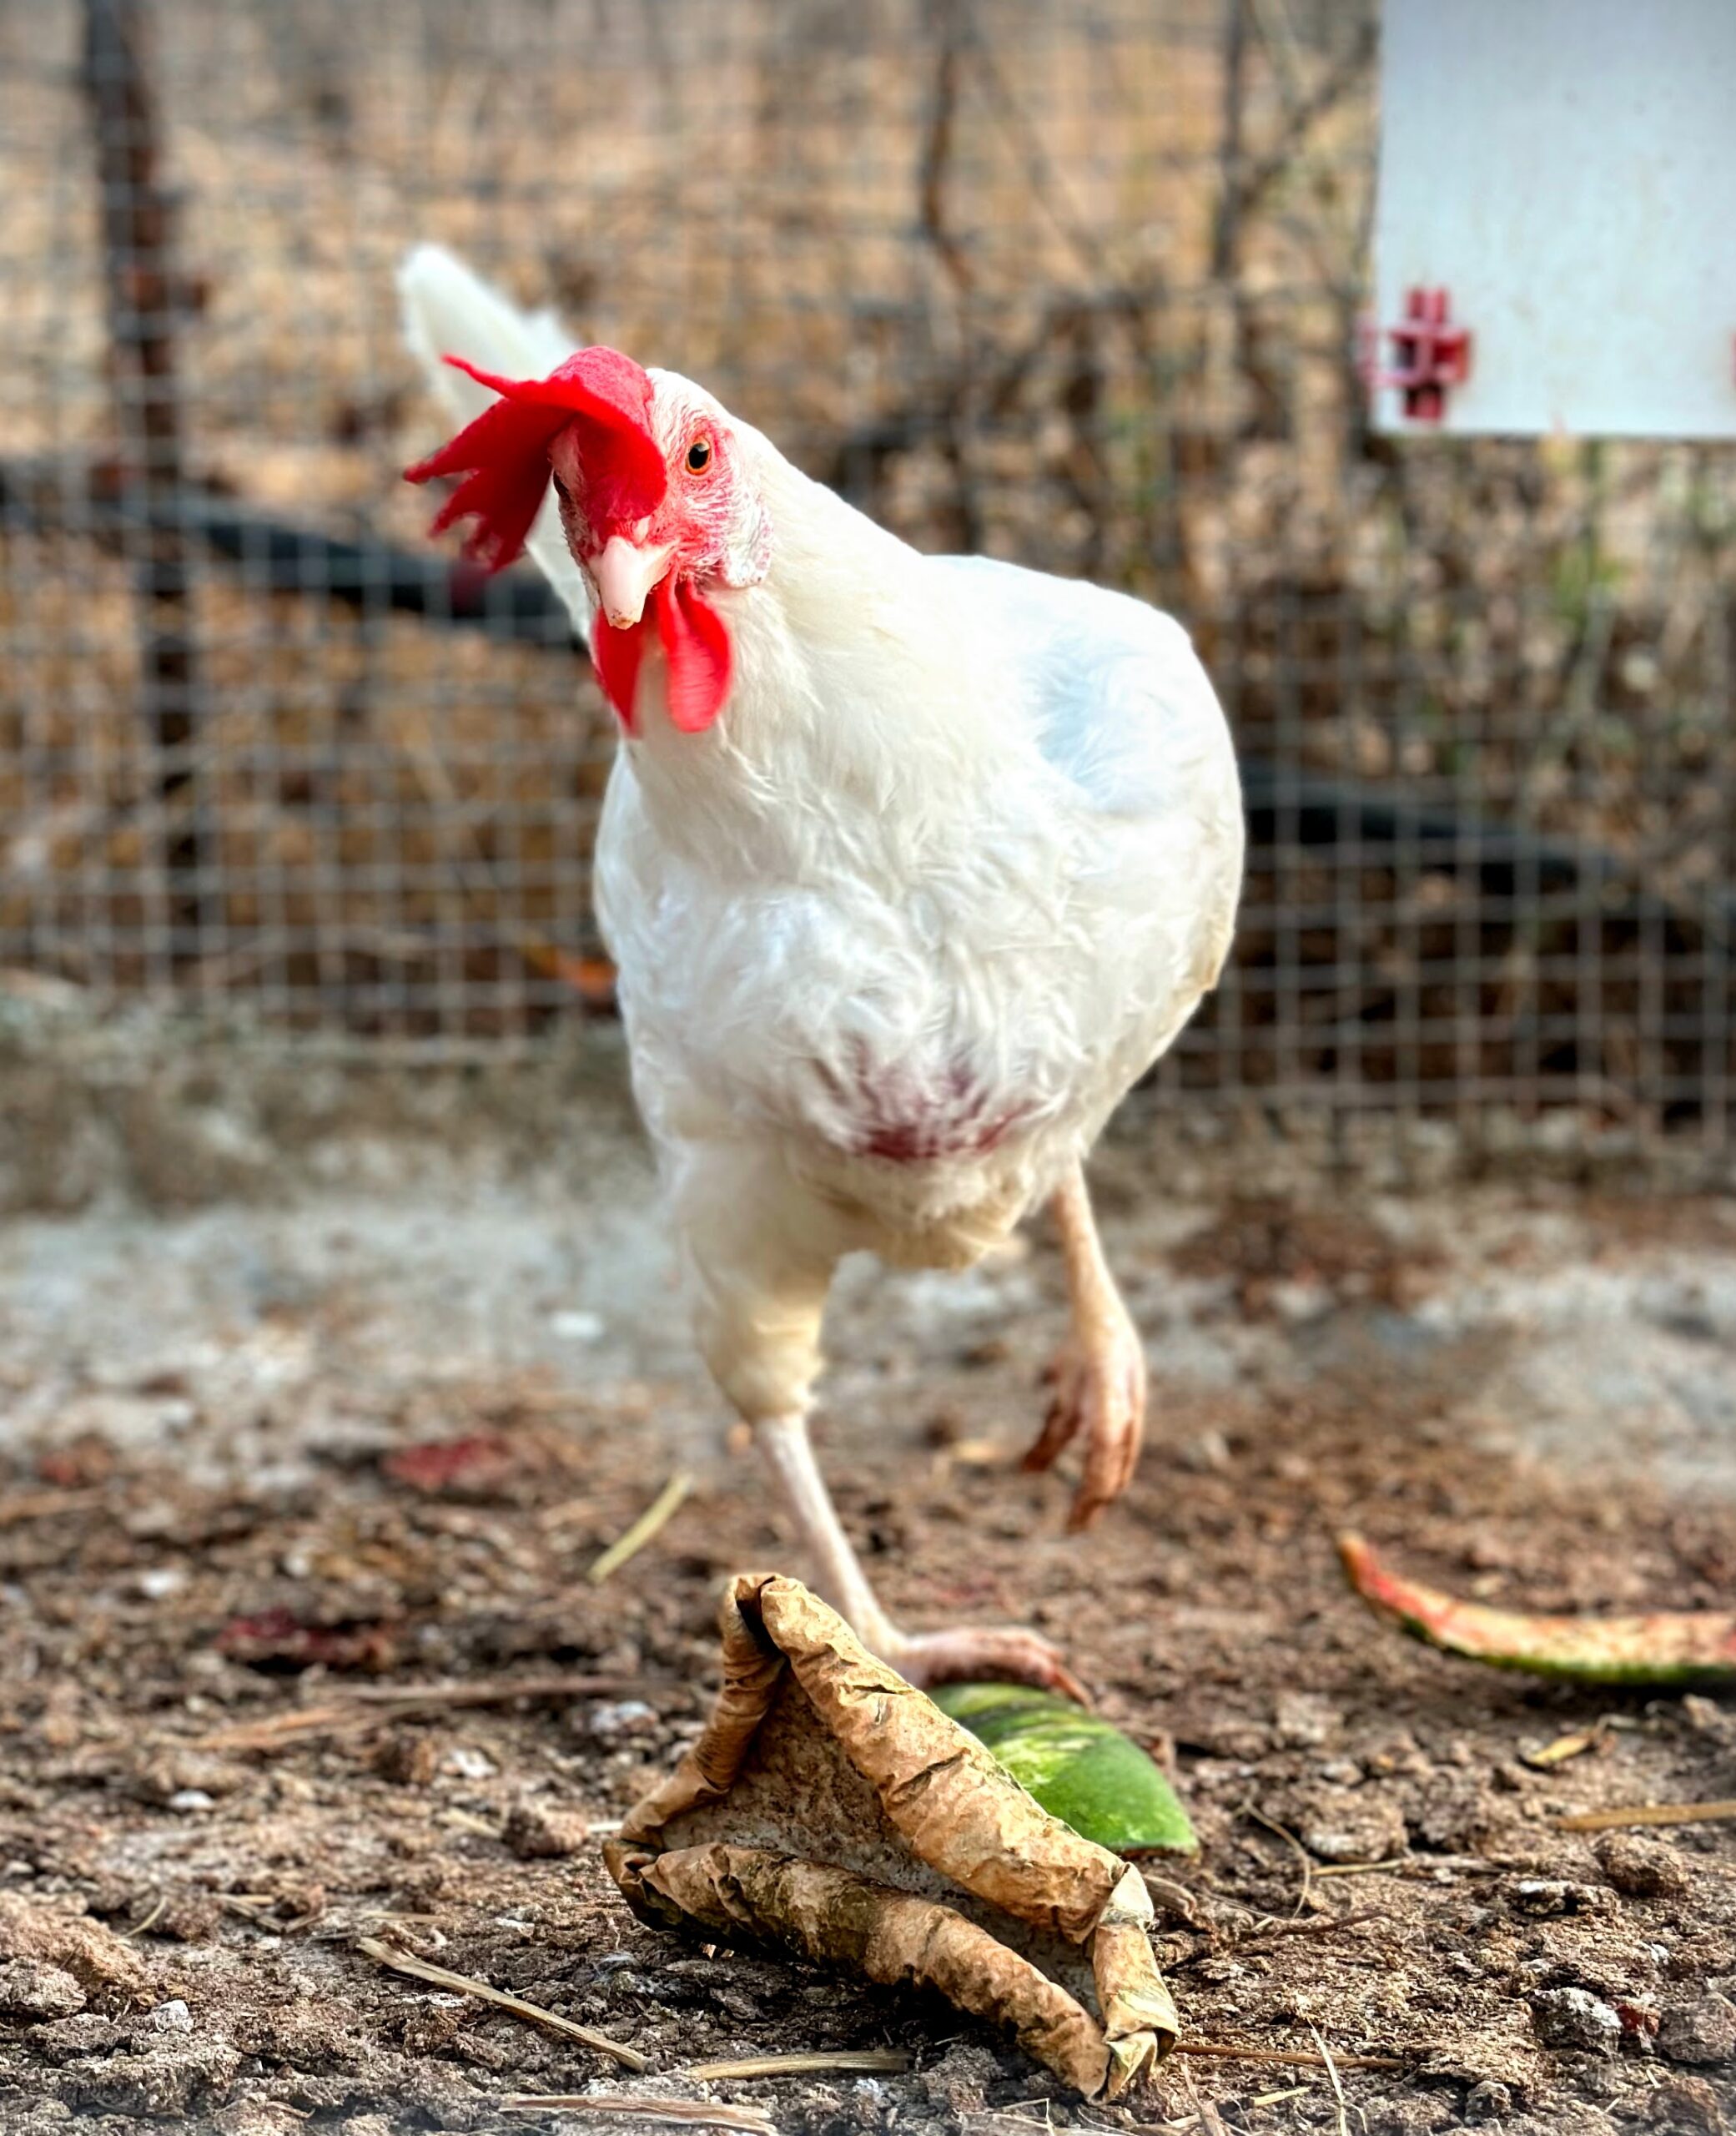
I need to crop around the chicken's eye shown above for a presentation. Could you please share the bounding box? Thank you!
[685,436,712,474]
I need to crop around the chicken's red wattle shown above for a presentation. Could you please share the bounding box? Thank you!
[592,576,732,736]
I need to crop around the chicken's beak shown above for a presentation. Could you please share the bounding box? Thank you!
[587,535,675,630]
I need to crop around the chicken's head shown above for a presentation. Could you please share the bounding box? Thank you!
[405,349,769,734]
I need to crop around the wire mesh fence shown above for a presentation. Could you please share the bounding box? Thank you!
[2,1,1732,1157]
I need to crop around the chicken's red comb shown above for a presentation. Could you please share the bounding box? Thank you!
[405,347,666,573]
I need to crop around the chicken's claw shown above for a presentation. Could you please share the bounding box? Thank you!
[875,1624,1089,1705]
[1023,1308,1148,1533]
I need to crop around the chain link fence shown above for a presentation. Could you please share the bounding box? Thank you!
[3,1,1732,1159]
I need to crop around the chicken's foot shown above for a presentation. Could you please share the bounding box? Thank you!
[1022,1161,1148,1531]
[752,1412,1084,1700]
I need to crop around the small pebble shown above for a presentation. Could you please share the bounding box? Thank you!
[149,1999,194,2033]
[1643,2074,1728,2132]
[153,1892,221,1943]
[371,1730,442,1787]
[1177,1428,1233,1474]
[1657,1994,1736,2068]
[1593,1831,1692,1900]
[918,2041,1003,2117]
[131,1753,245,1807]
[0,1958,86,2023]
[1529,1985,1623,2057]
[167,1790,215,1814]
[1269,1278,1332,1325]
[549,1309,606,1343]
[587,1700,657,1740]
[440,1746,496,1781]
[1297,1791,1408,1865]
[501,1801,591,1860]
[208,2105,312,2136]
[1273,1690,1340,1750]
[1509,1878,1611,1917]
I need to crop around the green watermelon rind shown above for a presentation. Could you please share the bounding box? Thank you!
[932,1683,1198,1856]
[1338,1533,1736,1689]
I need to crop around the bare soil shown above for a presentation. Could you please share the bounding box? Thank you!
[1,1087,1733,2135]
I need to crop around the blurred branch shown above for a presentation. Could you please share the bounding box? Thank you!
[915,0,984,552]
[917,0,974,297]
[82,0,206,965]
[816,280,1158,511]
[1214,5,1376,438]
[1212,0,1250,280]
[1229,13,1376,244]
[954,0,1125,297]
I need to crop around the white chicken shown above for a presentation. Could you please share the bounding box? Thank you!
[400,245,1243,1695]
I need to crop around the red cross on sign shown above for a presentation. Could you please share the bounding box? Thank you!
[1376,286,1473,421]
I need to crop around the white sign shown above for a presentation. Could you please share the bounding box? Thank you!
[1373,0,1736,437]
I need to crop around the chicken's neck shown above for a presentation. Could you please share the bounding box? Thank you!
[621,457,1019,884]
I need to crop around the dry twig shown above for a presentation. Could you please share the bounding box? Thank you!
[1174,2042,1404,2074]
[1240,1801,1314,1917]
[683,2051,911,2080]
[1521,1725,1611,1771]
[192,1705,367,1753]
[587,1471,694,1584]
[345,1675,652,1708]
[356,1937,649,2071]
[0,1489,102,1528]
[1308,2023,1353,2136]
[1311,1856,1502,1881]
[1204,1908,1386,1960]
[1555,1799,1736,1834]
[501,2100,774,2133]
[1180,2058,1229,2136]
[120,1893,166,1940]
[193,1674,652,1753]
[1139,1871,1218,1929]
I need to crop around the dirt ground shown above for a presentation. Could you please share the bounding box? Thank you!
[1,1041,1733,2135]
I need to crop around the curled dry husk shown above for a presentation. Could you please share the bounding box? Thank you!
[603,1574,1178,2099]
[1340,1534,1736,1687]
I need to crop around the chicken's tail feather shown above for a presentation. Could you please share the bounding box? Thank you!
[397,243,593,632]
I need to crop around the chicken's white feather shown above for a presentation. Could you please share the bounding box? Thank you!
[397,244,595,633]
[400,253,1243,1424]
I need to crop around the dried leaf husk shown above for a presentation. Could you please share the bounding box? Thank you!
[931,1682,1198,1855]
[1339,1534,1736,1687]
[604,1574,1178,2100]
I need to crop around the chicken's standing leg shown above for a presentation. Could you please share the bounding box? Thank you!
[1022,1161,1148,1531]
[685,1155,1085,1699]
[752,1411,1084,1699]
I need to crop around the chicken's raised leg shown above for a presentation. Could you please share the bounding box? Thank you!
[753,1412,1084,1700]
[1022,1160,1148,1531]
